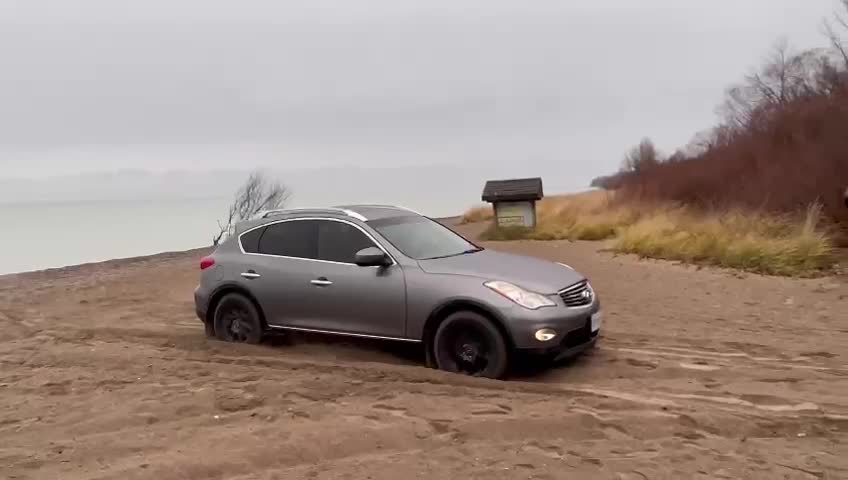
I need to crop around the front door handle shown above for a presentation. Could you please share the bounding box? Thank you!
[310,278,333,287]
[241,271,261,279]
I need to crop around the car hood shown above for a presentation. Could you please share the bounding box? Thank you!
[417,249,584,294]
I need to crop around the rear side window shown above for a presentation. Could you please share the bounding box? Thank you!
[239,227,265,254]
[317,220,377,263]
[257,220,318,259]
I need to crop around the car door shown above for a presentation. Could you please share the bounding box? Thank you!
[304,218,407,338]
[239,219,323,328]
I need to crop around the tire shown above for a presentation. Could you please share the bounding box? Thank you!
[213,293,264,344]
[433,311,509,379]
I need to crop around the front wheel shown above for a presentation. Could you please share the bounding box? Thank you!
[213,293,264,344]
[433,311,509,379]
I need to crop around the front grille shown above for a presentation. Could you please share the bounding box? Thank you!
[559,280,593,307]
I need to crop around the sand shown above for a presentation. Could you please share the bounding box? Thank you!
[1,226,847,479]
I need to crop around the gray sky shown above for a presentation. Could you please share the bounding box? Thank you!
[0,0,838,183]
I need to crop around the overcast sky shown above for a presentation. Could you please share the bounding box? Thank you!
[0,0,838,182]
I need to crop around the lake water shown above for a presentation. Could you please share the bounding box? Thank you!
[1,196,467,275]
[1,197,235,275]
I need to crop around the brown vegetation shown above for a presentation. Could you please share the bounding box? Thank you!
[616,90,848,225]
[598,5,848,233]
[465,5,848,276]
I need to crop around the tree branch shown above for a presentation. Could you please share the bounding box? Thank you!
[212,171,291,246]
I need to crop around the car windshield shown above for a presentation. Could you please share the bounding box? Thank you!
[369,216,482,260]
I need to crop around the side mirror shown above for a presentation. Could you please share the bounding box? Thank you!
[354,247,391,267]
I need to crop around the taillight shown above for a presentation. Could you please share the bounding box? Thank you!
[200,256,215,270]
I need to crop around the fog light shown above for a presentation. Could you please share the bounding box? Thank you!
[535,329,557,342]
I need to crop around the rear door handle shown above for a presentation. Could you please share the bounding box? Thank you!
[241,272,261,279]
[310,278,333,287]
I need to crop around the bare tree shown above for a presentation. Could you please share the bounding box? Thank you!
[719,40,795,128]
[818,0,848,96]
[824,0,848,68]
[621,138,662,173]
[719,40,834,128]
[718,84,757,130]
[665,150,688,164]
[682,128,721,157]
[213,171,291,246]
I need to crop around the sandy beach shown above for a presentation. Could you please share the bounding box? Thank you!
[2,223,847,479]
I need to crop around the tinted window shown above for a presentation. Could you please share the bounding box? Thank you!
[369,216,480,260]
[318,221,377,263]
[239,227,265,254]
[257,220,318,259]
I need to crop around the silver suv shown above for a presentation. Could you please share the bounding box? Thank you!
[194,205,601,379]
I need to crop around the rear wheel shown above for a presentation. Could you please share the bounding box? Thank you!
[213,293,264,344]
[433,311,509,379]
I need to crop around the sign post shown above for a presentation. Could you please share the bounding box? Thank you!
[481,178,544,229]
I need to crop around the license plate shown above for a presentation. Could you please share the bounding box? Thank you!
[591,312,603,332]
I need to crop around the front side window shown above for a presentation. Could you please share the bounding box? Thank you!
[256,220,318,259]
[368,216,481,260]
[317,220,378,263]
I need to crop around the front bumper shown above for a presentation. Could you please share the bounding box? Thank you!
[549,324,600,361]
[504,296,602,349]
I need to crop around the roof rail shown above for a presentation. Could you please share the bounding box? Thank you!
[257,207,367,222]
[343,204,424,216]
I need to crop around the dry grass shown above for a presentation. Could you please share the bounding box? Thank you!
[464,191,835,277]
[613,203,834,276]
[460,205,494,224]
[477,190,640,242]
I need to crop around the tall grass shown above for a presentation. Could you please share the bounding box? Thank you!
[463,192,835,277]
[612,203,834,276]
[460,205,494,224]
[476,191,642,241]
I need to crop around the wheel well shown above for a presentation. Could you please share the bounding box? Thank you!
[205,286,268,331]
[422,301,514,366]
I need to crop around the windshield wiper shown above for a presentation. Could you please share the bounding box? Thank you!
[421,247,483,260]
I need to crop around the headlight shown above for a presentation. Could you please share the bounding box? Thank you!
[484,281,556,310]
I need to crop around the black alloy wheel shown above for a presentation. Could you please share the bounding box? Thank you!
[213,293,264,344]
[433,311,508,379]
